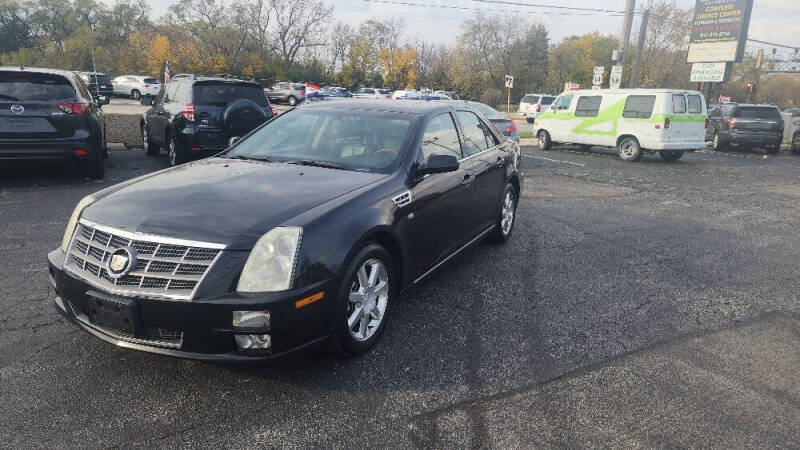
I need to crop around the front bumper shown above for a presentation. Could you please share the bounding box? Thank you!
[48,249,333,362]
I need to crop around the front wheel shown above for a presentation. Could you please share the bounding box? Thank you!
[488,184,517,243]
[659,151,684,162]
[131,89,141,100]
[618,136,643,162]
[712,131,725,151]
[538,130,552,150]
[329,244,394,356]
[287,95,297,106]
[143,125,159,156]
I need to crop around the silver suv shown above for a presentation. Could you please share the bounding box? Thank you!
[266,82,306,106]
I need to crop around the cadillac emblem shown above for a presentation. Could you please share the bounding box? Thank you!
[106,247,136,278]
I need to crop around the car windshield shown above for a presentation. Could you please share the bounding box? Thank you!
[468,102,503,119]
[225,109,414,174]
[0,72,75,101]
[193,83,269,107]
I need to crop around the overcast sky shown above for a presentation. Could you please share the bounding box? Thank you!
[134,0,800,51]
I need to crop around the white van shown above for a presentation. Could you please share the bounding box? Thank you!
[532,89,708,162]
[518,93,556,121]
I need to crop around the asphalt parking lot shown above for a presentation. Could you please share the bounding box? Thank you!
[1,145,799,447]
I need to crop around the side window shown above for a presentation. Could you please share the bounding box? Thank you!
[623,95,655,119]
[456,111,490,156]
[672,94,687,114]
[687,95,702,114]
[553,95,573,111]
[575,96,602,117]
[75,77,91,100]
[420,113,463,162]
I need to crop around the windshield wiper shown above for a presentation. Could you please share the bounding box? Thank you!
[286,159,354,171]
[222,154,272,162]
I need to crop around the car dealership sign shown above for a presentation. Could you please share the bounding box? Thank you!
[690,62,727,82]
[687,0,753,63]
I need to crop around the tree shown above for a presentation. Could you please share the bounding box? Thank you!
[377,46,417,90]
[272,0,333,67]
[147,34,170,80]
[546,32,617,93]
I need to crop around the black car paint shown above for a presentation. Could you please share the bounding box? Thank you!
[0,67,106,170]
[49,100,523,361]
[707,104,784,150]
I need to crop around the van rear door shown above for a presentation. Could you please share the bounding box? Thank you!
[665,93,705,146]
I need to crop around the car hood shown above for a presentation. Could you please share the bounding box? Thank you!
[82,158,385,249]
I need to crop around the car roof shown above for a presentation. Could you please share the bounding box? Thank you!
[566,88,704,96]
[0,66,77,78]
[727,103,778,108]
[301,99,453,114]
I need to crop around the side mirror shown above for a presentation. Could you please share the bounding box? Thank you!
[418,154,459,176]
[97,95,110,106]
[139,96,154,106]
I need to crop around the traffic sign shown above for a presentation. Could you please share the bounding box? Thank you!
[609,65,623,89]
[505,75,514,89]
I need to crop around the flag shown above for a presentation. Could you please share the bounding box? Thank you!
[164,61,171,84]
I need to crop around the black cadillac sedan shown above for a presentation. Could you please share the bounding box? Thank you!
[48,100,523,362]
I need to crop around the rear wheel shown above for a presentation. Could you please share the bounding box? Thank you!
[766,146,779,155]
[131,89,141,100]
[143,125,159,156]
[538,130,552,150]
[712,131,725,151]
[488,184,517,243]
[618,136,643,162]
[659,151,684,162]
[329,244,393,356]
[287,95,297,106]
[168,133,186,166]
[792,132,800,154]
[85,152,105,179]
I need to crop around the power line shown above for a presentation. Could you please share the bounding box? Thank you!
[361,0,625,16]
[472,0,625,14]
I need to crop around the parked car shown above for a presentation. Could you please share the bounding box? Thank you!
[353,87,391,99]
[77,72,113,100]
[783,108,800,117]
[434,91,460,100]
[111,75,161,100]
[49,99,522,362]
[707,103,784,154]
[518,94,555,123]
[266,82,306,106]
[533,89,708,162]
[463,100,519,143]
[392,90,420,100]
[140,74,276,166]
[0,66,108,178]
[792,128,799,154]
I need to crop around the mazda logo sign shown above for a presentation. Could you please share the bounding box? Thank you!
[10,104,24,115]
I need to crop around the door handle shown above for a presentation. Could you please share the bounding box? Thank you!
[462,173,476,185]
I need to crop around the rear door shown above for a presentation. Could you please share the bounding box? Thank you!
[0,71,78,140]
[455,109,502,231]
[684,94,706,144]
[733,107,782,137]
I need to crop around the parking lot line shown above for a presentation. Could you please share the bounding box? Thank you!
[524,154,585,167]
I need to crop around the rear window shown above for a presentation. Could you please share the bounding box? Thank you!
[540,96,555,105]
[521,95,539,104]
[379,89,391,95]
[193,83,269,107]
[672,94,687,114]
[755,107,782,120]
[292,84,306,90]
[143,78,159,84]
[687,95,702,114]
[86,74,109,84]
[0,72,75,101]
[623,95,655,119]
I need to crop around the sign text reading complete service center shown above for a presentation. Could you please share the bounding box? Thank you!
[687,0,753,63]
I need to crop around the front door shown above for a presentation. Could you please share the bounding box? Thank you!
[549,94,574,142]
[407,112,475,277]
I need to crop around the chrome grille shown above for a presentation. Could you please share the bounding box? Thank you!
[64,220,225,300]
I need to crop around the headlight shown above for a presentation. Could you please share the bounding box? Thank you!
[60,195,95,253]
[237,227,302,293]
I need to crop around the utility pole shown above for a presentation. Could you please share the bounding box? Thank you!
[630,9,650,88]
[618,0,636,65]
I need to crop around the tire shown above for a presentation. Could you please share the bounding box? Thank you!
[287,95,297,106]
[328,243,394,356]
[168,132,186,166]
[792,133,800,154]
[131,89,141,100]
[538,130,552,150]
[617,136,643,162]
[712,131,725,151]
[659,151,684,162]
[766,146,779,155]
[488,184,517,243]
[143,125,159,156]
[579,144,592,151]
[85,153,105,179]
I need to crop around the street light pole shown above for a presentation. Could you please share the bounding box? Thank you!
[630,9,650,88]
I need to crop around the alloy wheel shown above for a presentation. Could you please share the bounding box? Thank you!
[501,190,515,235]
[620,141,637,159]
[169,137,176,166]
[142,130,148,151]
[347,258,389,342]
[713,133,719,150]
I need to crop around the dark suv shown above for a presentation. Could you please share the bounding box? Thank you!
[141,74,276,166]
[0,66,109,178]
[77,72,113,101]
[707,103,785,154]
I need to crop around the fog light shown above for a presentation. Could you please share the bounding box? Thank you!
[235,334,271,350]
[233,310,270,329]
